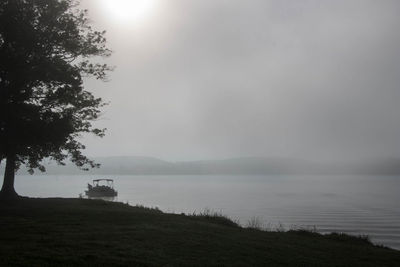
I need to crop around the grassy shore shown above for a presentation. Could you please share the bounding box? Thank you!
[0,198,399,266]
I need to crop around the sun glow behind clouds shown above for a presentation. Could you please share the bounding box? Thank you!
[99,0,156,24]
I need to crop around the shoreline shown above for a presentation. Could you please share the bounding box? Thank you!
[0,197,399,266]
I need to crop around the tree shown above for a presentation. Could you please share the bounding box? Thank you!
[0,0,112,199]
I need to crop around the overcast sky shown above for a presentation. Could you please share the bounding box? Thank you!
[79,0,400,162]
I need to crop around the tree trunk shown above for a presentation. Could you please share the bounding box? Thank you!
[0,154,18,199]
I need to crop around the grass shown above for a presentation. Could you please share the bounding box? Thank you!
[0,197,399,266]
[189,208,240,227]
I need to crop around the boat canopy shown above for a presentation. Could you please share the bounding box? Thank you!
[92,179,115,188]
[93,179,114,182]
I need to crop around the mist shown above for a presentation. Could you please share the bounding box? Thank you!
[2,1,400,259]
[79,0,400,162]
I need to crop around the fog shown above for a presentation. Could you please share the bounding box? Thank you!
[80,0,400,162]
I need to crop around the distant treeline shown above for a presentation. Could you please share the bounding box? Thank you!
[4,156,400,175]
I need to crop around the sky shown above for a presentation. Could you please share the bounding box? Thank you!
[79,0,400,162]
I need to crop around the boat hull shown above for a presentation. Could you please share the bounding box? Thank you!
[85,190,118,198]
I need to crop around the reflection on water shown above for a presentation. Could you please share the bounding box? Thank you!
[15,174,400,250]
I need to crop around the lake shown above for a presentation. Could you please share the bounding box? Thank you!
[14,174,400,250]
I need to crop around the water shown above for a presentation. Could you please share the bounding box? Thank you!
[14,174,400,250]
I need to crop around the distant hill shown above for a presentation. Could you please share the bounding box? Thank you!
[4,156,400,175]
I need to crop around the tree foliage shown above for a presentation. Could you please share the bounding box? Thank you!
[0,0,111,175]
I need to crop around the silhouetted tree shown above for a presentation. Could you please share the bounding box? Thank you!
[0,0,111,198]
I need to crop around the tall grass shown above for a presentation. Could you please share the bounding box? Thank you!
[189,208,240,227]
[246,216,264,230]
